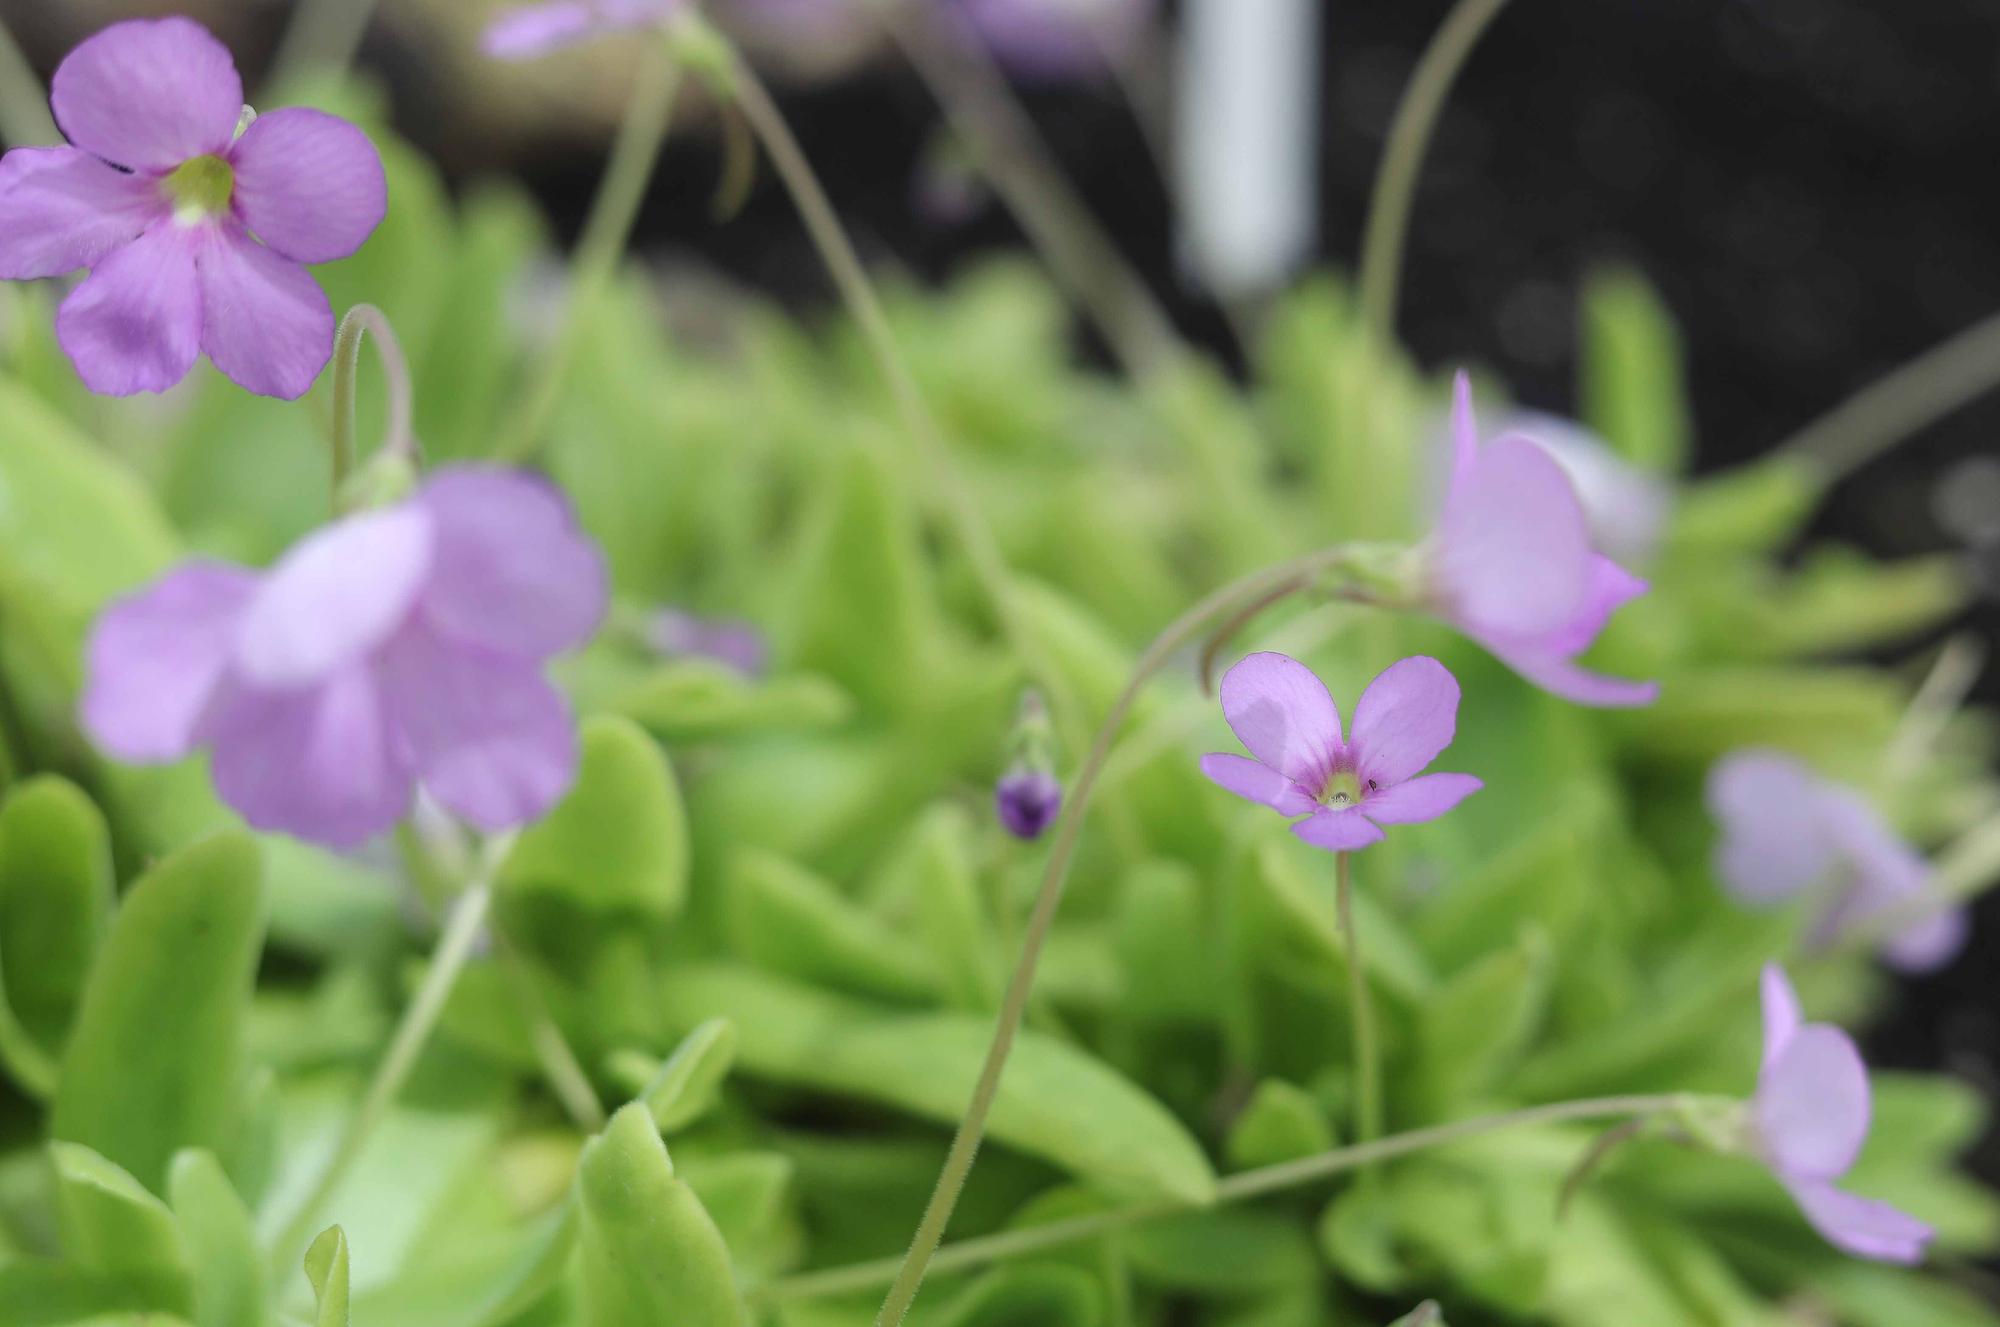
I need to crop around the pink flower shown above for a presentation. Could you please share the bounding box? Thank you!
[1707,750,1967,973]
[1753,965,1933,1263]
[1419,374,1658,708]
[0,18,385,399]
[80,468,608,849]
[483,0,684,60]
[1200,653,1481,852]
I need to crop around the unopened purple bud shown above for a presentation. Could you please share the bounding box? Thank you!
[996,767,1063,840]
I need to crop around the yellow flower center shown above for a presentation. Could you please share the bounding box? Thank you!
[162,154,235,223]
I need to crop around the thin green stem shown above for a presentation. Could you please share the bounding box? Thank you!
[1337,852,1383,1145]
[1354,0,1513,349]
[329,304,415,513]
[1771,307,2000,487]
[764,1092,1700,1304]
[491,929,608,1131]
[269,835,512,1270]
[875,0,1182,380]
[495,44,682,464]
[265,0,383,94]
[870,544,1363,1327]
[0,17,56,148]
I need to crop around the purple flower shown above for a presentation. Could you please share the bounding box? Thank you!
[995,766,1063,840]
[0,18,385,399]
[1707,750,1967,973]
[1419,374,1658,708]
[946,0,1156,78]
[1752,965,1933,1263]
[1200,653,1482,852]
[80,467,608,849]
[483,0,684,59]
[1498,412,1673,568]
[647,609,770,677]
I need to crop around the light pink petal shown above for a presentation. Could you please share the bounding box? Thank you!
[1542,555,1649,658]
[1432,437,1594,638]
[1360,772,1481,826]
[79,561,257,763]
[1517,415,1674,567]
[1882,907,1969,975]
[54,222,202,396]
[204,667,414,849]
[412,467,608,660]
[234,506,432,689]
[482,3,602,59]
[1217,652,1343,791]
[1760,963,1802,1079]
[1469,634,1660,708]
[1783,1180,1933,1265]
[1446,370,1479,498]
[195,226,335,400]
[1706,751,1840,907]
[50,17,242,171]
[0,146,163,279]
[228,108,386,264]
[380,625,578,831]
[1199,753,1318,817]
[1350,655,1460,788]
[1291,808,1384,852]
[1757,1024,1870,1182]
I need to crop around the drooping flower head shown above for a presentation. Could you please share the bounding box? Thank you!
[1707,750,1967,973]
[946,0,1157,78]
[81,467,608,849]
[483,0,685,59]
[1201,653,1481,852]
[994,688,1062,840]
[0,18,386,398]
[1496,412,1673,568]
[1418,374,1658,708]
[1751,965,1933,1263]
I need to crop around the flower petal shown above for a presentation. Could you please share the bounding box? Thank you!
[1757,1023,1870,1182]
[228,108,386,264]
[1360,771,1481,825]
[1291,808,1384,852]
[1760,963,1801,1079]
[234,506,433,689]
[0,146,163,280]
[482,3,602,59]
[205,667,413,849]
[380,626,578,831]
[1882,906,1969,975]
[1199,753,1317,817]
[1432,436,1594,638]
[1217,652,1343,790]
[412,466,608,660]
[1783,1180,1933,1265]
[1469,634,1660,708]
[54,222,202,396]
[79,560,257,762]
[195,226,335,400]
[1706,751,1840,907]
[1517,414,1673,567]
[1447,370,1479,498]
[1543,555,1649,659]
[1349,655,1460,788]
[50,17,242,171]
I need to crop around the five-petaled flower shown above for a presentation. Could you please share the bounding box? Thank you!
[1707,749,1967,973]
[483,0,684,60]
[0,17,386,399]
[80,467,607,849]
[1752,964,1933,1263]
[1201,652,1481,851]
[1418,373,1658,707]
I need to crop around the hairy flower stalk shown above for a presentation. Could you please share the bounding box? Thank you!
[1337,851,1383,1143]
[329,303,417,513]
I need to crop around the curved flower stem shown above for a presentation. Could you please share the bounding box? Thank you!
[1771,307,2000,487]
[329,304,416,513]
[495,44,683,465]
[490,927,607,1131]
[764,1092,1701,1305]
[871,544,1363,1327]
[269,833,513,1271]
[265,0,382,93]
[1337,851,1384,1145]
[0,17,55,148]
[873,0,1183,381]
[1354,0,1513,350]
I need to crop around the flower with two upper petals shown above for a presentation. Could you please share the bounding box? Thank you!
[80,467,608,850]
[483,0,685,59]
[1752,965,1932,1263]
[1707,750,1967,972]
[1201,652,1482,852]
[1416,374,1659,708]
[0,17,386,398]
